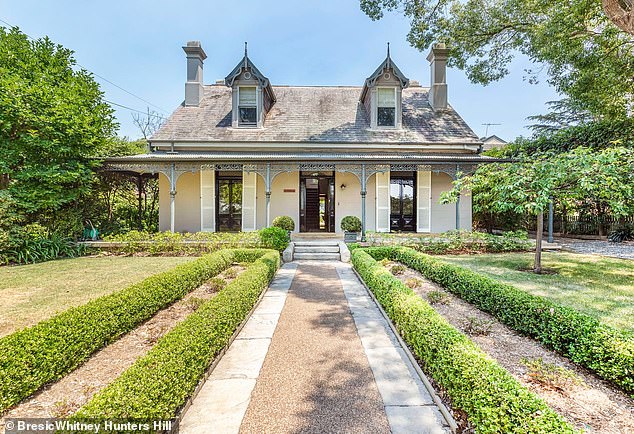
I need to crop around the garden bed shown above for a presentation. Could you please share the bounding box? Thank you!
[1,264,246,421]
[352,248,573,433]
[74,250,279,419]
[366,247,634,396]
[0,249,268,411]
[384,259,634,433]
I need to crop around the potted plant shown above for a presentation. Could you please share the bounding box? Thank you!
[272,215,295,238]
[341,215,362,242]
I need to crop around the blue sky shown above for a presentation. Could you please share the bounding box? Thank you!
[2,0,560,141]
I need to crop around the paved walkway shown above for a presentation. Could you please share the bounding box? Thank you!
[180,261,450,434]
[558,238,634,260]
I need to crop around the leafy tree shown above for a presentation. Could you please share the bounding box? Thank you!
[444,146,634,272]
[0,26,117,231]
[360,0,634,118]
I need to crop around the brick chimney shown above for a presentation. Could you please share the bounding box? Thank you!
[427,43,449,111]
[183,41,207,106]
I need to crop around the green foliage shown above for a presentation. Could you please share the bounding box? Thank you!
[103,230,262,254]
[390,264,406,275]
[360,0,634,119]
[365,246,634,396]
[502,118,634,158]
[0,249,271,410]
[608,225,633,243]
[368,230,532,254]
[427,289,450,305]
[352,248,574,433]
[340,215,362,232]
[446,146,634,220]
[271,215,295,232]
[0,26,117,223]
[76,251,280,419]
[259,226,290,252]
[521,357,584,390]
[2,224,86,265]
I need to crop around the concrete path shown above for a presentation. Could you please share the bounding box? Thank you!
[180,260,451,434]
[179,263,298,434]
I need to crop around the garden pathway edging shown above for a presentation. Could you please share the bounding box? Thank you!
[179,263,298,434]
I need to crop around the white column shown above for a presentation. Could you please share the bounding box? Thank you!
[169,163,176,233]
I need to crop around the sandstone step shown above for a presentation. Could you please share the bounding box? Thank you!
[294,246,340,253]
[293,252,341,261]
[293,241,340,247]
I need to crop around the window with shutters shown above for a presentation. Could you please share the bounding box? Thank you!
[377,87,396,127]
[238,86,257,127]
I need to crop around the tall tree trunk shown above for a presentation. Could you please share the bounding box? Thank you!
[534,212,544,274]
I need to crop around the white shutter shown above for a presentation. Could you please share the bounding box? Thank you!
[200,170,215,232]
[417,170,432,232]
[241,171,257,232]
[375,170,390,233]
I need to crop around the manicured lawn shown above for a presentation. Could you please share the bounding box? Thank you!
[0,256,195,337]
[439,252,634,332]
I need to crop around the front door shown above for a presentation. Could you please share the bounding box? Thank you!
[300,172,335,232]
[390,172,416,232]
[216,173,242,232]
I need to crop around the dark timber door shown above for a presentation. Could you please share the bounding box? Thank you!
[390,172,416,232]
[216,174,242,232]
[300,172,335,232]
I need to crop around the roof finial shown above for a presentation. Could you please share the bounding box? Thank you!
[387,42,390,58]
[244,41,248,57]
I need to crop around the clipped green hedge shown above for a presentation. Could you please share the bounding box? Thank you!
[0,248,269,411]
[352,249,574,433]
[365,246,634,397]
[76,250,280,419]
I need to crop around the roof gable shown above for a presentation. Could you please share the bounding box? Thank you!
[360,47,410,102]
[224,44,276,103]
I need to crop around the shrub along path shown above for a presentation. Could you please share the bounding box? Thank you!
[0,265,245,422]
[181,261,451,433]
[386,260,634,433]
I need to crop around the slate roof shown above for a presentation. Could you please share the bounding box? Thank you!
[151,84,481,145]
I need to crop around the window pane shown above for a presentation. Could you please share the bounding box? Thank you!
[378,107,395,126]
[378,88,395,107]
[239,87,256,105]
[402,182,414,215]
[390,181,400,212]
[239,107,257,125]
[218,181,230,213]
[231,182,242,213]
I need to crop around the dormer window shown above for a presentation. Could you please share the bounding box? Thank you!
[224,43,276,129]
[238,86,257,127]
[377,87,396,127]
[360,45,409,130]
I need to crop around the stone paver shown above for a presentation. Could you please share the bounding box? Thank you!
[179,263,297,434]
[239,261,391,433]
[337,264,450,434]
[181,260,451,434]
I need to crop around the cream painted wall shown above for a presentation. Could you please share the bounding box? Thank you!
[256,174,266,229]
[157,169,471,234]
[366,174,377,232]
[430,172,472,232]
[334,172,361,232]
[270,172,299,232]
[158,172,201,233]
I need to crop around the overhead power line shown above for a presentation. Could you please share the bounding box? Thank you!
[105,100,167,120]
[0,16,170,115]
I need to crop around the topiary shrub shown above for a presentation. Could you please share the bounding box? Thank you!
[272,215,295,232]
[364,246,634,397]
[352,248,574,433]
[341,215,362,232]
[76,250,280,419]
[259,226,289,252]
